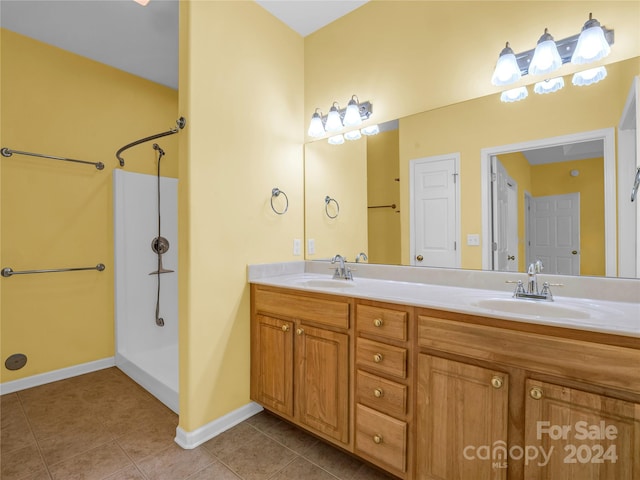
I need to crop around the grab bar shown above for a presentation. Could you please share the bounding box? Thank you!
[1,147,104,170]
[1,263,105,278]
[368,204,397,209]
[116,117,186,167]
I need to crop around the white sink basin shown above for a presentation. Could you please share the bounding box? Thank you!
[471,298,592,319]
[297,279,356,289]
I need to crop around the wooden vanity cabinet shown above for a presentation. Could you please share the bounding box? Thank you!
[251,285,351,446]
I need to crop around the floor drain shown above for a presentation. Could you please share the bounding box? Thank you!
[5,353,27,370]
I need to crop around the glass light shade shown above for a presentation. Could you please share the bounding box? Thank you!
[307,111,325,138]
[325,104,343,132]
[343,97,362,127]
[328,134,344,145]
[529,30,562,76]
[572,66,607,86]
[134,0,150,5]
[344,130,362,141]
[500,86,528,103]
[533,77,564,94]
[491,43,521,86]
[361,124,380,136]
[571,15,611,64]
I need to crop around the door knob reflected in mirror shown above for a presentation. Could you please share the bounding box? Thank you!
[507,255,515,261]
[572,250,578,255]
[416,255,424,262]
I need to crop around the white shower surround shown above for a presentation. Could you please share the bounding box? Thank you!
[113,169,179,413]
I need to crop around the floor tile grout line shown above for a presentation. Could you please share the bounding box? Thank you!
[113,437,152,480]
[16,391,54,480]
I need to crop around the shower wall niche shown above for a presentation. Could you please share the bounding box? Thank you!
[113,169,178,413]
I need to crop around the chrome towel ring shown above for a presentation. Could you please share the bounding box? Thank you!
[325,196,340,219]
[271,187,289,215]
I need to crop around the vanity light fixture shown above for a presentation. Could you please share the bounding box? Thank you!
[534,77,564,94]
[529,28,562,76]
[307,96,373,138]
[500,86,528,103]
[491,13,613,86]
[491,42,521,86]
[571,13,611,65]
[344,130,362,141]
[361,124,380,136]
[328,134,345,145]
[572,66,607,86]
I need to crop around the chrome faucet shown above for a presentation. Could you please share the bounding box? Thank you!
[510,260,558,301]
[355,252,368,263]
[331,254,353,280]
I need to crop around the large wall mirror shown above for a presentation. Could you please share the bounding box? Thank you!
[304,57,639,278]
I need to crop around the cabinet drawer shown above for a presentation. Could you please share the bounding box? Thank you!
[254,288,349,329]
[357,338,407,379]
[355,404,407,473]
[356,370,407,418]
[356,304,408,341]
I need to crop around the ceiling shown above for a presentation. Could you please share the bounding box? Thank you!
[0,0,367,90]
[522,140,604,165]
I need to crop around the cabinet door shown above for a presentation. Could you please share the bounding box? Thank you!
[417,354,509,480]
[524,379,640,480]
[255,314,294,417]
[297,324,349,444]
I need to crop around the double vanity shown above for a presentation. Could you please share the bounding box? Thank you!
[249,261,639,479]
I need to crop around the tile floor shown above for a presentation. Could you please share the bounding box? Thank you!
[1,367,396,480]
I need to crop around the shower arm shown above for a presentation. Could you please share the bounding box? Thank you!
[116,117,186,167]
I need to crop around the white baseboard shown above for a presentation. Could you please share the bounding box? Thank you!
[175,401,263,449]
[0,357,116,395]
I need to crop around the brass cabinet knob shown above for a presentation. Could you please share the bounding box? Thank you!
[373,318,384,328]
[373,388,384,398]
[281,325,290,332]
[572,250,578,255]
[373,353,384,363]
[296,328,304,336]
[416,255,424,262]
[530,386,544,400]
[373,434,383,444]
[491,376,504,389]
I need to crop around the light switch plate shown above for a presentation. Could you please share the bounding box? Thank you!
[308,238,316,255]
[467,234,480,246]
[293,238,301,256]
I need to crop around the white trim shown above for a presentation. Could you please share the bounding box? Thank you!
[0,357,115,395]
[481,128,616,276]
[409,153,461,268]
[175,402,264,449]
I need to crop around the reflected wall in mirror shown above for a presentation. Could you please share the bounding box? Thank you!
[304,57,640,277]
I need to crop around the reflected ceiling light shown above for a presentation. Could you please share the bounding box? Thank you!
[307,96,373,139]
[529,28,562,75]
[325,103,343,132]
[328,134,345,145]
[343,95,363,127]
[344,130,362,141]
[572,13,611,64]
[572,66,607,86]
[133,0,150,5]
[307,109,325,138]
[534,77,564,94]
[491,42,521,86]
[361,124,380,136]
[500,86,528,103]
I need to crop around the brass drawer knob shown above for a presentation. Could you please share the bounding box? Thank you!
[281,325,290,332]
[373,353,384,363]
[373,388,384,398]
[373,434,383,444]
[296,328,304,336]
[530,386,544,400]
[491,376,504,389]
[373,318,384,327]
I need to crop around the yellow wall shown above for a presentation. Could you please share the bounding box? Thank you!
[399,57,639,268]
[499,153,605,275]
[0,30,178,382]
[178,1,304,432]
[367,129,401,264]
[305,1,640,135]
[305,139,368,260]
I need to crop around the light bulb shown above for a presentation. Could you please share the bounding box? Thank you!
[533,77,564,94]
[344,130,362,141]
[500,86,528,103]
[328,134,344,145]
[343,96,362,127]
[572,66,607,86]
[361,124,380,136]
[491,43,521,86]
[572,13,611,64]
[307,110,325,138]
[529,29,562,75]
[325,103,343,132]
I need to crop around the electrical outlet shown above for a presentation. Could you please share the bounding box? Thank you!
[293,238,301,256]
[467,234,480,246]
[308,238,316,255]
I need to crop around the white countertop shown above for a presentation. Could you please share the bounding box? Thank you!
[248,262,640,338]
